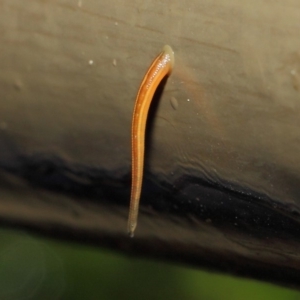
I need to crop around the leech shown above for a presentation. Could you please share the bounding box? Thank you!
[128,45,175,237]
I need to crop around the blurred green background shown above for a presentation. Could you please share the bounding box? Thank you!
[0,228,299,300]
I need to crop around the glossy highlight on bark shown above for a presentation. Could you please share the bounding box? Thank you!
[128,45,175,237]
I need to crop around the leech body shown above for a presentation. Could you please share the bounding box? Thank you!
[128,45,174,237]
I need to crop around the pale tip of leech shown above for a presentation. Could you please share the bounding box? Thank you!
[128,223,136,238]
[162,45,175,71]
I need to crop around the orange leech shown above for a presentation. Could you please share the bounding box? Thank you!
[128,45,175,237]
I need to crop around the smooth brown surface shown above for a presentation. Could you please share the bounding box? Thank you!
[1,0,300,288]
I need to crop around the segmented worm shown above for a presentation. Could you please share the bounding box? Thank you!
[128,45,174,237]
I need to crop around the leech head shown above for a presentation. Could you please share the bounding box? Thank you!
[162,45,175,71]
[145,45,174,90]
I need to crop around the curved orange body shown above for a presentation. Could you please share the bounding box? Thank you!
[128,45,174,237]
